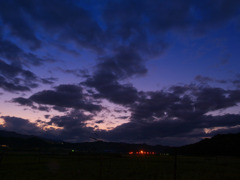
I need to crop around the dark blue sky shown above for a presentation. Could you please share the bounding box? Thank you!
[0,0,240,146]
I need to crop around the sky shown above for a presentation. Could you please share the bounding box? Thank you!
[0,0,240,146]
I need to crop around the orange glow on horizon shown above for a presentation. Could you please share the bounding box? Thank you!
[128,150,156,155]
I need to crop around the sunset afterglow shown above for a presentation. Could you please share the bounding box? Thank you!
[0,0,240,146]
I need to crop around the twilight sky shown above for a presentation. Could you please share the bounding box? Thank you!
[0,0,240,146]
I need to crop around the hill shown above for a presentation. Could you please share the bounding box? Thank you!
[0,130,169,153]
[2,130,240,156]
[177,133,240,156]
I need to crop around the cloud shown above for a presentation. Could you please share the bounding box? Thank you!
[41,77,58,85]
[3,0,105,52]
[49,111,90,128]
[85,78,139,105]
[13,84,102,112]
[12,97,50,112]
[1,0,239,53]
[95,120,104,124]
[0,60,56,92]
[0,2,41,49]
[47,110,95,142]
[195,75,214,84]
[12,97,33,106]
[1,116,42,135]
[103,0,240,39]
[232,75,240,88]
[195,75,228,84]
[5,83,240,146]
[83,47,146,105]
[1,0,240,146]
[1,0,239,96]
[99,114,240,146]
[0,33,48,67]
[130,85,240,122]
[0,76,31,92]
[59,68,90,78]
[81,0,240,106]
[97,47,147,79]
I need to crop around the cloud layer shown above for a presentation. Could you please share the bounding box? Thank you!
[0,0,240,146]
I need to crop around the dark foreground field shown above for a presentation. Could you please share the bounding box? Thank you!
[0,153,240,180]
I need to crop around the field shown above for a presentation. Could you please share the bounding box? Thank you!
[0,153,240,180]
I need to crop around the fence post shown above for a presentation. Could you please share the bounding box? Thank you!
[173,151,177,180]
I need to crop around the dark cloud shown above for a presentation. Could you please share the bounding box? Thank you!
[228,90,240,103]
[12,97,33,106]
[8,0,104,52]
[59,68,90,78]
[83,47,146,105]
[0,76,31,92]
[232,75,240,88]
[193,87,236,113]
[12,97,50,112]
[95,120,104,124]
[1,116,42,135]
[103,0,240,42]
[130,85,240,122]
[0,60,35,78]
[48,111,94,142]
[84,77,139,105]
[195,75,213,84]
[117,116,129,120]
[49,111,90,128]
[97,47,147,79]
[10,78,240,145]
[1,0,239,97]
[0,116,59,140]
[1,0,238,53]
[1,111,95,143]
[41,77,57,85]
[195,75,228,84]
[100,114,240,146]
[1,0,240,146]
[0,39,22,62]
[4,82,240,145]
[101,83,240,145]
[44,115,50,119]
[130,90,180,122]
[0,2,40,49]
[82,0,240,106]
[37,106,50,112]
[53,106,68,112]
[0,60,56,92]
[13,84,102,112]
[114,109,128,113]
[0,36,46,66]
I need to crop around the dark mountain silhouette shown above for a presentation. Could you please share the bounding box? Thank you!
[0,130,53,149]
[74,141,169,153]
[0,130,169,153]
[177,133,240,156]
[1,130,240,156]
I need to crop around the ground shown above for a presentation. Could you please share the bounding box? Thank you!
[0,153,240,180]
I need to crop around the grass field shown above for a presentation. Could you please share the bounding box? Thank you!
[0,153,240,180]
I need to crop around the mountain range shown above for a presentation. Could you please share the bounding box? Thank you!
[1,130,240,156]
